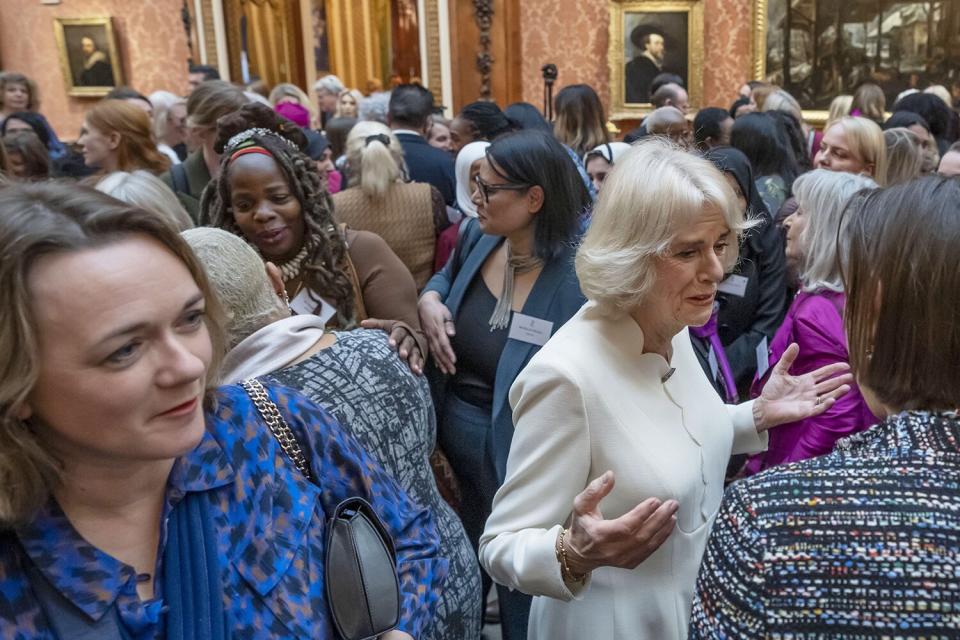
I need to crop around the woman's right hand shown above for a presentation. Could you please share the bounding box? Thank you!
[418,291,457,375]
[563,471,678,576]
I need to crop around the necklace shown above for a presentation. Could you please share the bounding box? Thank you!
[276,241,312,281]
[488,242,543,330]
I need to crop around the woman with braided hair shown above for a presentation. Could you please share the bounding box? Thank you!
[200,103,427,372]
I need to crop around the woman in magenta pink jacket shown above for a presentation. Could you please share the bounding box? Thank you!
[746,169,878,474]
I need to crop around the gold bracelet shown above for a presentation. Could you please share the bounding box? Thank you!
[557,528,587,585]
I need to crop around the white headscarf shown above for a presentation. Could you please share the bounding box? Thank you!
[583,141,632,167]
[455,141,491,218]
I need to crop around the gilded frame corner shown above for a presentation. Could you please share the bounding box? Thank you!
[608,0,704,120]
[53,16,123,98]
[752,0,834,127]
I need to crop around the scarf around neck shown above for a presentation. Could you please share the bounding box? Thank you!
[220,314,327,384]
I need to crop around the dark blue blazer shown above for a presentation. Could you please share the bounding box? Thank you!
[423,219,586,482]
[396,132,457,207]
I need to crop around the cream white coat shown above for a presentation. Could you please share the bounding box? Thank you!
[479,302,768,639]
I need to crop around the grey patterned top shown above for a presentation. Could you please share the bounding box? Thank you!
[266,329,482,640]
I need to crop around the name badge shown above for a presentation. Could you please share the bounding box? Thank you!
[508,313,554,347]
[708,345,719,381]
[289,289,337,325]
[755,335,770,380]
[718,274,749,298]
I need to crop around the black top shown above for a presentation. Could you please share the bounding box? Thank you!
[448,276,509,409]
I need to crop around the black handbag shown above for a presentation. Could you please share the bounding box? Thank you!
[240,379,401,640]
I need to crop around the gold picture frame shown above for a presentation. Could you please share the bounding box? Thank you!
[608,0,704,119]
[54,17,123,97]
[749,0,831,125]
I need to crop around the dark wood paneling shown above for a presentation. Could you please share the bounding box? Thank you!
[449,0,522,111]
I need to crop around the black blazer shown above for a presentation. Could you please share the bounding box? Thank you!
[717,213,788,395]
[396,132,457,207]
[423,219,586,481]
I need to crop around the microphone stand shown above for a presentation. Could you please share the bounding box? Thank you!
[542,63,558,121]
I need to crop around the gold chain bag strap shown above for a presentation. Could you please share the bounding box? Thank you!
[239,379,401,640]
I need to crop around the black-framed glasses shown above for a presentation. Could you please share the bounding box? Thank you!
[474,174,530,204]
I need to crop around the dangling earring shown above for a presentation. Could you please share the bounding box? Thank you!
[281,290,290,309]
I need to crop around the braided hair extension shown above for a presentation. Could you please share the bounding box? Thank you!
[199,103,357,327]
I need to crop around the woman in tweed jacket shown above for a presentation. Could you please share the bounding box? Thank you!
[689,176,960,638]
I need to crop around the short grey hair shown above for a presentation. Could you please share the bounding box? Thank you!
[96,170,193,230]
[181,228,286,349]
[576,137,751,315]
[358,91,391,123]
[314,74,345,96]
[792,168,877,293]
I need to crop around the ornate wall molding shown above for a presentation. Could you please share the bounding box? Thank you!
[473,0,493,98]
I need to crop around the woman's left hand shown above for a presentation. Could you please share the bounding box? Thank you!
[360,318,425,375]
[754,343,854,432]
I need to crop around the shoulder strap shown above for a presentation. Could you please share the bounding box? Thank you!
[170,162,189,195]
[240,379,314,482]
[26,563,127,640]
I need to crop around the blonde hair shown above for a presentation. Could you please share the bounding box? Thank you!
[826,94,853,128]
[883,128,923,186]
[335,89,364,118]
[852,83,886,122]
[345,120,404,200]
[269,83,318,126]
[576,138,750,314]
[149,90,186,145]
[829,116,888,185]
[182,228,285,350]
[0,182,224,526]
[792,168,877,292]
[763,89,804,124]
[96,170,194,230]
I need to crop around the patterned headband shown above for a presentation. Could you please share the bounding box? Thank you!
[223,127,300,155]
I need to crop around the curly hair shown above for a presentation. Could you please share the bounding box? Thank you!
[199,103,357,327]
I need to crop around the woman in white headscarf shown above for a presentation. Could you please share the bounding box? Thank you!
[455,141,491,218]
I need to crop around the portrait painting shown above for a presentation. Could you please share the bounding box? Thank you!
[624,12,689,103]
[54,17,122,97]
[763,0,960,112]
[608,0,704,117]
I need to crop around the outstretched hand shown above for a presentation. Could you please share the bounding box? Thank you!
[564,471,678,576]
[754,343,854,432]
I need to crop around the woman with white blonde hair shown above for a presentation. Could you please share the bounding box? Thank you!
[816,115,888,185]
[96,170,194,230]
[479,138,853,639]
[149,90,188,164]
[333,120,448,289]
[335,88,364,119]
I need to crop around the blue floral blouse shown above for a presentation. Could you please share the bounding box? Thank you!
[0,384,448,639]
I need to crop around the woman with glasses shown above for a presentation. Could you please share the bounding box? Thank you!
[418,129,591,640]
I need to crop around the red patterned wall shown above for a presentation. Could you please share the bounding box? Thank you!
[0,0,191,140]
[519,0,754,121]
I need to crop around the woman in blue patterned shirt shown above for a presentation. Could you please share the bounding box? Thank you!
[0,182,447,639]
[689,176,960,638]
